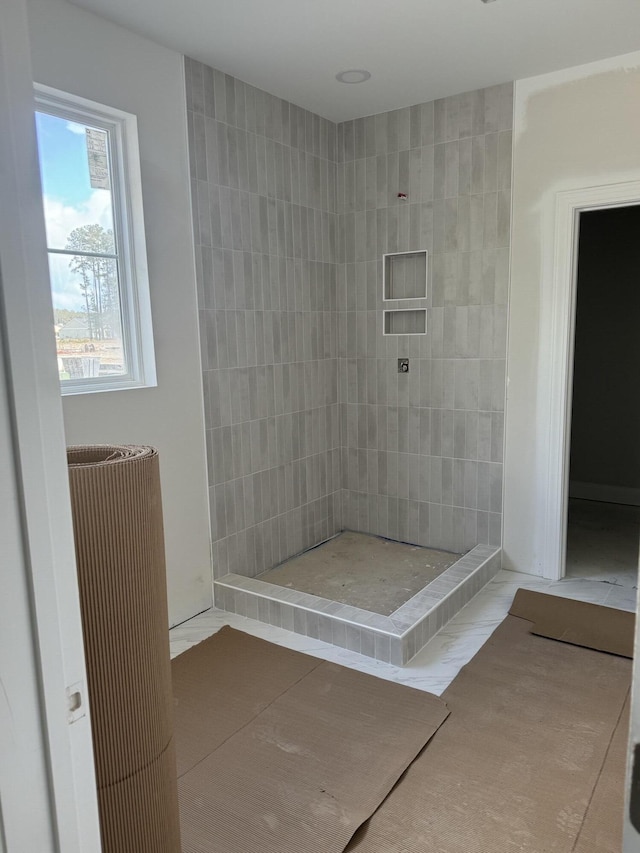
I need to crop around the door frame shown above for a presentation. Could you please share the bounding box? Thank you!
[540,180,640,581]
[0,0,102,848]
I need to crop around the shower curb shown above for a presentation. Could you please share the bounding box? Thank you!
[214,544,502,665]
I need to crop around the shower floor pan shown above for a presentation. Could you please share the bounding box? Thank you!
[214,532,501,665]
[258,531,462,617]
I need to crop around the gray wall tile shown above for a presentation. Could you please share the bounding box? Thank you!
[187,57,512,575]
[186,57,342,579]
[336,83,512,553]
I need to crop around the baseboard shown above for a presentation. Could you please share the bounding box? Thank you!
[569,480,640,507]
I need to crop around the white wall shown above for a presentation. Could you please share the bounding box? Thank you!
[27,0,212,624]
[503,51,640,575]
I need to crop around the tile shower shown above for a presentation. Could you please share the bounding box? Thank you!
[185,56,512,663]
[337,88,511,553]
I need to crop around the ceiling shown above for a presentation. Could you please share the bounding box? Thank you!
[68,0,640,122]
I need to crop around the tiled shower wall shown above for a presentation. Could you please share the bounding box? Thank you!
[184,58,341,579]
[336,84,513,553]
[185,58,513,577]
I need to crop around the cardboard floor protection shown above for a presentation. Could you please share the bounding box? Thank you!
[510,587,635,658]
[172,626,449,853]
[346,591,633,853]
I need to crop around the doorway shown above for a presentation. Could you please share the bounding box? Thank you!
[565,205,640,587]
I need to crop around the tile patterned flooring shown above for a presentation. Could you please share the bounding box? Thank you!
[566,499,640,588]
[170,569,638,696]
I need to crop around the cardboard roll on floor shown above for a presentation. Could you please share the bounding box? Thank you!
[67,445,181,853]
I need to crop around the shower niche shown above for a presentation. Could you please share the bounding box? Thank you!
[383,249,428,300]
[383,249,428,336]
[384,309,426,335]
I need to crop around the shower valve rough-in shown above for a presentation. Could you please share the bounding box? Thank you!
[398,358,409,373]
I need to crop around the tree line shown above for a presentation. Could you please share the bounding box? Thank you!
[65,223,120,340]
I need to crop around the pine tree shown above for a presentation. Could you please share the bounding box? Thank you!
[65,224,118,340]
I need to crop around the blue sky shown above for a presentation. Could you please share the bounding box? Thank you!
[35,111,115,311]
[35,112,93,208]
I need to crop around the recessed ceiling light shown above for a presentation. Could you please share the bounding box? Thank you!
[335,69,371,84]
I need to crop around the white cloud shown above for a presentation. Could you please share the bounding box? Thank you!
[44,190,115,311]
[48,262,86,311]
[43,189,113,249]
[66,121,86,135]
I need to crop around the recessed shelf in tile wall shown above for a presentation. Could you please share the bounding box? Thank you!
[383,250,428,301]
[383,309,427,336]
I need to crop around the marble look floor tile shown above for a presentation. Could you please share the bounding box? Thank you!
[603,585,638,612]
[575,568,638,588]
[547,579,612,605]
[566,499,640,587]
[169,641,194,658]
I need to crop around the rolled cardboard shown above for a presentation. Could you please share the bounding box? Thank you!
[98,738,181,852]
[68,445,180,852]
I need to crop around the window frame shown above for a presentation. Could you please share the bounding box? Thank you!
[34,84,156,395]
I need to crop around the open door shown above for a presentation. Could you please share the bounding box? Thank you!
[564,206,640,587]
[625,579,640,850]
[0,0,101,849]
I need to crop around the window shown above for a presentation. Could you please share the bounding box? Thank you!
[34,86,156,394]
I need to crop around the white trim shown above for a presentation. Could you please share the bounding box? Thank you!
[34,84,157,395]
[569,481,640,508]
[0,0,101,848]
[539,180,640,580]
